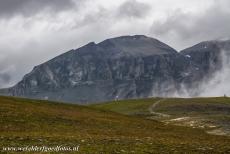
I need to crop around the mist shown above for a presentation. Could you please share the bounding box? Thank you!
[149,49,230,98]
[198,50,230,97]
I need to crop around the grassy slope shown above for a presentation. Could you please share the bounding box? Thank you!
[92,97,230,136]
[0,96,230,153]
[91,98,160,115]
[92,97,230,114]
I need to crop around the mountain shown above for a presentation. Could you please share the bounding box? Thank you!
[1,35,199,103]
[2,35,230,103]
[180,40,230,96]
[181,40,230,75]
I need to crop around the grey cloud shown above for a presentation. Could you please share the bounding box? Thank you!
[0,73,10,82]
[150,1,230,50]
[74,0,151,29]
[74,7,110,29]
[117,0,151,18]
[0,0,76,18]
[0,73,11,88]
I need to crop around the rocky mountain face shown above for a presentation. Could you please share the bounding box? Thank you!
[180,40,230,96]
[2,35,230,103]
[181,40,230,75]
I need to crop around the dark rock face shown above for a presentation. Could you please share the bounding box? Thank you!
[181,40,230,75]
[3,36,230,103]
[179,40,230,96]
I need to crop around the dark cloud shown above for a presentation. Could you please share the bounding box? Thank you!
[0,0,76,18]
[150,1,230,50]
[117,0,151,18]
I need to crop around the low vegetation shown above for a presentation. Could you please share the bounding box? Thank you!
[92,97,230,136]
[0,96,230,153]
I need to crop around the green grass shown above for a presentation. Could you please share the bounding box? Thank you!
[92,97,230,136]
[92,98,161,115]
[151,97,230,113]
[1,96,230,153]
[92,97,230,115]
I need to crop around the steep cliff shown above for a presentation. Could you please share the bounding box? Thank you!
[5,35,221,103]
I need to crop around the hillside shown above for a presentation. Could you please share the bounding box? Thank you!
[1,96,230,153]
[92,97,230,136]
[2,35,203,104]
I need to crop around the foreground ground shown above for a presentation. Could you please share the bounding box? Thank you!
[0,96,230,153]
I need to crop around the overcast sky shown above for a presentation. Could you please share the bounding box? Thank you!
[0,0,230,88]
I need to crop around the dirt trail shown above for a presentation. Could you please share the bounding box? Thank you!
[148,99,230,136]
[149,99,170,117]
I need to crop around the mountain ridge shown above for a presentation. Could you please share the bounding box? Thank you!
[1,35,230,103]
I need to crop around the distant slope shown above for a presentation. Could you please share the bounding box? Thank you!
[92,97,230,136]
[3,35,202,103]
[1,96,230,153]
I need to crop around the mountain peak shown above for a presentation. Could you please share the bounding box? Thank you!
[97,35,177,56]
[181,39,230,55]
[111,35,148,40]
[3,35,187,103]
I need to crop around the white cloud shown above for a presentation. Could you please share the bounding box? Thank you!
[150,0,230,50]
